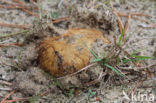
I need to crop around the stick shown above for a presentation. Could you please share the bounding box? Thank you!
[52,16,70,23]
[0,80,12,86]
[0,22,32,29]
[22,8,39,17]
[110,0,124,33]
[13,0,28,7]
[118,12,150,23]
[1,91,15,103]
[131,12,152,17]
[123,13,131,42]
[118,12,152,18]
[12,0,39,17]
[0,5,26,9]
[5,97,29,103]
[0,0,37,10]
[0,43,23,48]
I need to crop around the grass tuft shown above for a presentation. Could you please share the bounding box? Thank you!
[83,32,154,78]
[83,42,124,77]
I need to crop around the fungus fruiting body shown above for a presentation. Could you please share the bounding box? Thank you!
[38,28,110,77]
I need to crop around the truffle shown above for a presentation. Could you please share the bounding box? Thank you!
[38,28,110,77]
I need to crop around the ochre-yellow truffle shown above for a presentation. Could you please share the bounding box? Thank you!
[38,28,110,77]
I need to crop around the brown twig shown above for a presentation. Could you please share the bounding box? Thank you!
[1,91,15,103]
[131,13,152,17]
[124,13,131,34]
[0,0,37,10]
[12,0,28,7]
[118,12,150,23]
[0,16,69,31]
[110,0,124,33]
[0,80,12,86]
[123,13,131,42]
[0,43,23,48]
[118,12,152,18]
[0,0,38,17]
[12,0,39,17]
[0,4,24,9]
[5,97,29,103]
[40,91,50,97]
[52,16,70,24]
[22,8,39,17]
[0,22,32,29]
[0,5,35,10]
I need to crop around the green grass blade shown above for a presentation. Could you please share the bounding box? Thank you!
[123,58,151,63]
[117,29,124,46]
[122,55,155,63]
[131,55,153,59]
[122,58,136,63]
[82,43,99,59]
[130,49,145,56]
[104,63,124,77]
[91,58,103,63]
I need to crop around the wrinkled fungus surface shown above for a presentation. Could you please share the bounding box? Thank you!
[38,28,110,77]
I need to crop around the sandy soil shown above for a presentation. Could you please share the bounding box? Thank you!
[0,0,155,103]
